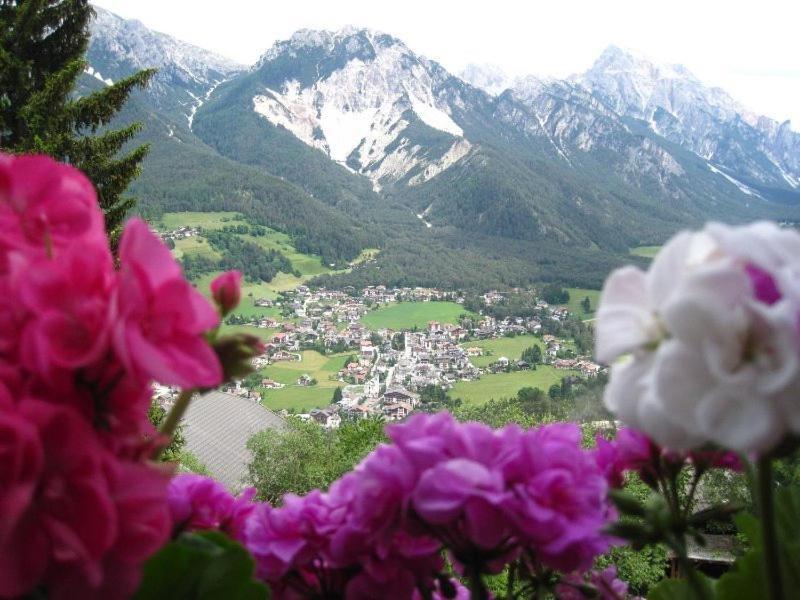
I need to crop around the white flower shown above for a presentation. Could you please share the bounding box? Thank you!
[598,222,800,454]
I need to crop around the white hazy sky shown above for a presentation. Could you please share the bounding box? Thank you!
[94,0,800,127]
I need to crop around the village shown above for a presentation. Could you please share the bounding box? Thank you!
[154,285,603,429]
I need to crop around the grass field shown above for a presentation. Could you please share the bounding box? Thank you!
[257,351,351,412]
[462,335,541,368]
[157,211,248,230]
[559,288,601,320]
[218,323,279,342]
[361,302,474,330]
[630,245,661,258]
[450,366,579,406]
[158,211,343,316]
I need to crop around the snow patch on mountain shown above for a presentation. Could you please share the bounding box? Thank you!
[708,164,762,197]
[84,66,113,86]
[252,30,468,185]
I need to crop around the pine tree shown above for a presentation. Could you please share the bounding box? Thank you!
[0,0,154,236]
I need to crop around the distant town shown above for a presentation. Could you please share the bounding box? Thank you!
[154,284,604,429]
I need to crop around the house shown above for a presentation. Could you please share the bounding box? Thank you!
[382,387,420,407]
[297,374,313,386]
[261,378,284,389]
[496,356,510,367]
[272,350,300,362]
[466,347,484,357]
[310,408,341,429]
[383,401,414,421]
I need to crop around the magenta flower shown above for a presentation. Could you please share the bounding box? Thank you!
[745,263,782,306]
[557,565,632,600]
[168,474,236,533]
[502,423,615,573]
[0,393,44,598]
[0,400,117,597]
[0,154,106,267]
[210,270,243,316]
[16,241,114,377]
[114,218,222,389]
[167,474,257,542]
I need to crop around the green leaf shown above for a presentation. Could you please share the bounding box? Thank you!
[714,548,766,600]
[134,531,268,600]
[648,574,714,600]
[609,488,647,517]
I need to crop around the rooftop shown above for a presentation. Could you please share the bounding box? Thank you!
[182,390,288,491]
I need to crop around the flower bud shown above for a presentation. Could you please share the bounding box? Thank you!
[210,270,242,316]
[213,332,265,381]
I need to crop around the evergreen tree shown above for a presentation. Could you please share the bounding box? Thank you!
[0,0,154,235]
[332,386,343,403]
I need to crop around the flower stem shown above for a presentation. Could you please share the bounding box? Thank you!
[157,389,194,457]
[757,456,784,600]
[466,566,489,600]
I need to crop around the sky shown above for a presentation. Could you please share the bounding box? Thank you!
[94,0,800,127]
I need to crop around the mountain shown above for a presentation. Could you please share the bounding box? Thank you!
[82,7,379,266]
[85,9,800,289]
[574,46,800,200]
[87,7,244,124]
[458,64,512,97]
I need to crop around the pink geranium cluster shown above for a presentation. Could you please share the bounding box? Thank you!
[594,427,742,491]
[240,412,618,598]
[168,473,257,542]
[0,154,226,598]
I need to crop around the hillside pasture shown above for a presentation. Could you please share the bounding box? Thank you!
[462,335,542,368]
[450,366,579,406]
[361,301,474,331]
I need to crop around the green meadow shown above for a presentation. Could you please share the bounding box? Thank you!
[449,366,579,406]
[461,335,542,368]
[361,301,474,330]
[256,351,351,412]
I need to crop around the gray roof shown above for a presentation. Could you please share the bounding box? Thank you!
[182,391,287,491]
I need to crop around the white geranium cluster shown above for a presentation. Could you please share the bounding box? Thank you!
[597,222,800,455]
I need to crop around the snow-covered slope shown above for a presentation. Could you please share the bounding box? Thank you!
[249,28,472,189]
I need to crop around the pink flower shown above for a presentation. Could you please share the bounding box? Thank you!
[211,270,242,315]
[412,458,511,555]
[16,241,114,377]
[0,391,44,598]
[557,565,632,600]
[114,218,222,389]
[168,474,235,532]
[0,400,117,597]
[167,474,257,542]
[0,154,105,267]
[745,263,782,305]
[48,460,171,600]
[502,423,614,573]
[689,449,744,472]
[593,435,627,489]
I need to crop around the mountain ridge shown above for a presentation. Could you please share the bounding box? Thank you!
[84,8,800,290]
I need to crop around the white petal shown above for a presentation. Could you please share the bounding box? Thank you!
[649,339,714,448]
[596,267,654,364]
[646,231,694,309]
[697,386,782,454]
[602,354,653,430]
